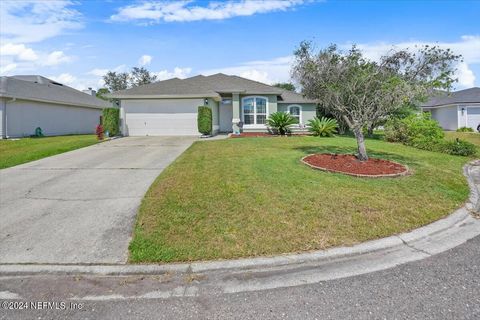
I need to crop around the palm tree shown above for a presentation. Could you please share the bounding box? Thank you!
[266,112,297,136]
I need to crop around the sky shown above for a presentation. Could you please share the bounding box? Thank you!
[1,0,479,91]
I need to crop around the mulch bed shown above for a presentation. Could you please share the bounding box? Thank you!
[302,153,409,178]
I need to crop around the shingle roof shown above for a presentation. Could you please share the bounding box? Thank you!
[422,87,480,107]
[0,75,112,109]
[108,73,316,103]
[278,89,317,104]
[111,77,220,98]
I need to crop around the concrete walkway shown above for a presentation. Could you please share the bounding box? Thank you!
[0,136,196,264]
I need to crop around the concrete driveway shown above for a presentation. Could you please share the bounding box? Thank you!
[0,136,196,264]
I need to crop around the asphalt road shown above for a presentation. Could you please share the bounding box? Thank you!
[1,234,478,319]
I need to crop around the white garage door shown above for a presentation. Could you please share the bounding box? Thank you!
[125,113,198,136]
[467,107,480,130]
[122,98,203,136]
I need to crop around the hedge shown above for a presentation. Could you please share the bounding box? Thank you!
[197,106,212,135]
[102,108,120,137]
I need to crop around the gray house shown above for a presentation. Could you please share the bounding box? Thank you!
[0,75,111,138]
[421,87,480,130]
[109,73,317,136]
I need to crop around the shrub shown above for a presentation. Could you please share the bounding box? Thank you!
[307,117,338,137]
[102,108,120,136]
[266,112,297,135]
[95,124,104,140]
[197,106,212,135]
[457,126,474,132]
[438,139,476,156]
[384,118,409,143]
[384,113,444,145]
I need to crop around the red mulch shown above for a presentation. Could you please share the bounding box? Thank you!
[231,132,311,138]
[302,153,408,177]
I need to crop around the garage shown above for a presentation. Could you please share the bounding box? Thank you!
[121,99,203,136]
[467,107,480,130]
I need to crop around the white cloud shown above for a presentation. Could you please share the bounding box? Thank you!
[138,54,153,66]
[0,0,83,43]
[48,73,77,86]
[0,42,74,75]
[87,65,127,77]
[154,67,192,80]
[347,35,480,88]
[111,0,305,23]
[0,63,17,74]
[42,51,73,66]
[202,56,293,84]
[456,62,476,88]
[0,43,38,61]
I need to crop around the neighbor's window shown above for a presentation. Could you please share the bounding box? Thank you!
[242,96,268,125]
[288,105,301,124]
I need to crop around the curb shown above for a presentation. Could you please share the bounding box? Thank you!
[1,163,479,277]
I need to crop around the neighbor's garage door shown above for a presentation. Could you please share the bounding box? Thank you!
[467,107,480,130]
[123,99,201,136]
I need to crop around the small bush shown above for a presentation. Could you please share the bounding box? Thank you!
[457,126,474,132]
[95,124,104,140]
[266,112,297,135]
[102,108,120,136]
[307,117,338,137]
[384,118,409,143]
[198,106,212,135]
[438,139,476,156]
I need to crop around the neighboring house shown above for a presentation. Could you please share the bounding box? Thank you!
[109,73,317,136]
[421,87,480,131]
[0,75,112,139]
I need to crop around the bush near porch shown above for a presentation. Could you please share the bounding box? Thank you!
[129,136,470,263]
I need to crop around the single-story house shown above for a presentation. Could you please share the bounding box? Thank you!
[0,75,112,138]
[421,87,480,131]
[109,73,317,136]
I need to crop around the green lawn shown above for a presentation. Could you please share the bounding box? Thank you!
[130,136,471,263]
[0,135,99,169]
[445,131,480,147]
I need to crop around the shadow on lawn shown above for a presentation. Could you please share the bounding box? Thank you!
[293,145,415,165]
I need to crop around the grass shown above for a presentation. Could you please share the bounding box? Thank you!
[129,136,471,263]
[445,131,480,146]
[0,135,99,169]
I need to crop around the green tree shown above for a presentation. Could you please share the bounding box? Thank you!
[96,88,111,101]
[273,82,296,92]
[103,71,129,92]
[130,67,158,87]
[292,42,461,160]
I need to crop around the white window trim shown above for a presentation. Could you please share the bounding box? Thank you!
[241,96,269,127]
[287,104,302,126]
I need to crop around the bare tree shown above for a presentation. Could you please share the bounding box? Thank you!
[292,42,461,160]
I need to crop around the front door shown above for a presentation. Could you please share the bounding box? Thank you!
[219,98,233,132]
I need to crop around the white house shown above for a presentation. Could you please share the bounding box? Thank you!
[0,75,112,138]
[421,87,480,131]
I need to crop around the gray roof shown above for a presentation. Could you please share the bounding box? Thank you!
[0,75,111,109]
[109,73,316,103]
[422,87,480,107]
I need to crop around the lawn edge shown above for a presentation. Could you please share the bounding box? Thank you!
[1,162,478,276]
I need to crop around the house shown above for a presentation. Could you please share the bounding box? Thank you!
[0,75,112,139]
[421,87,480,131]
[109,73,317,136]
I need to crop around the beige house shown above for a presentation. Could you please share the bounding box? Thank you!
[109,73,317,136]
[0,75,112,138]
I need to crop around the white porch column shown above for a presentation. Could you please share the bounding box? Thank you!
[232,93,240,134]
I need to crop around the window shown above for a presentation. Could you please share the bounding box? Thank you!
[288,105,302,124]
[242,96,268,126]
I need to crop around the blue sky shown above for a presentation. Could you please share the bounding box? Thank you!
[1,0,479,90]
